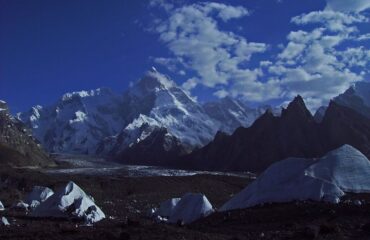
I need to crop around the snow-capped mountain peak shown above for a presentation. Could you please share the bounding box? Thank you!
[18,69,286,162]
[132,68,176,95]
[18,87,124,154]
[105,70,220,157]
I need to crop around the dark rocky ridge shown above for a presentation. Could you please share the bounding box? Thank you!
[181,96,370,172]
[113,127,188,166]
[0,101,54,167]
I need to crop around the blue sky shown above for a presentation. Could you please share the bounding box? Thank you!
[0,0,369,113]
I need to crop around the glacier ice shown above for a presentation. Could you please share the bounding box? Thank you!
[221,145,370,211]
[32,181,105,224]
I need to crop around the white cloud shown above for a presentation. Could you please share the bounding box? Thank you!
[214,89,229,98]
[149,0,174,11]
[201,2,250,21]
[325,0,370,13]
[152,2,268,100]
[150,1,370,110]
[278,42,306,59]
[291,10,367,33]
[269,15,367,110]
[260,60,272,67]
[358,33,370,41]
[338,47,370,68]
[182,77,198,91]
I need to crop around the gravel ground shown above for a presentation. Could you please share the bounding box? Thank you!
[0,161,370,240]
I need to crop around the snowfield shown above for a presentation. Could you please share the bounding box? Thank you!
[221,145,370,211]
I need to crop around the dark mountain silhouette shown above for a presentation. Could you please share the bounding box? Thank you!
[112,127,187,166]
[180,96,370,172]
[0,101,54,167]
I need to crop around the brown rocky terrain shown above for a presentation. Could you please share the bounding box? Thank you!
[0,101,54,167]
[1,166,370,239]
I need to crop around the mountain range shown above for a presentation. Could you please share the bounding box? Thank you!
[183,95,370,172]
[18,68,277,161]
[14,69,370,171]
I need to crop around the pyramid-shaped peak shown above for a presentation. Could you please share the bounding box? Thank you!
[139,68,176,90]
[282,95,312,119]
[289,95,305,108]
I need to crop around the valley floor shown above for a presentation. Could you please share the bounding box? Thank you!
[0,157,370,239]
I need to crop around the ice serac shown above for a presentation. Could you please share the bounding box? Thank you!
[0,100,53,167]
[154,198,181,218]
[168,193,214,224]
[334,81,370,119]
[25,186,54,206]
[32,181,105,224]
[221,145,370,211]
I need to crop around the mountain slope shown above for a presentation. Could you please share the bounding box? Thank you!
[112,127,187,166]
[183,96,370,172]
[203,97,280,134]
[334,81,370,119]
[0,100,53,167]
[17,88,125,154]
[17,69,292,165]
[320,101,370,158]
[105,69,219,163]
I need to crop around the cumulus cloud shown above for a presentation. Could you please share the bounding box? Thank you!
[278,42,306,60]
[291,10,367,33]
[358,33,370,41]
[325,0,370,13]
[268,10,369,110]
[182,77,198,91]
[153,57,180,73]
[149,1,370,111]
[150,2,268,101]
